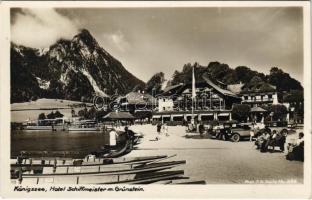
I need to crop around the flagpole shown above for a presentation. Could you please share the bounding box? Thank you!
[191,64,196,125]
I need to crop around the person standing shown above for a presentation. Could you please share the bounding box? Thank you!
[199,122,204,137]
[250,123,255,141]
[162,123,166,135]
[157,122,162,135]
[109,129,118,149]
[164,123,169,136]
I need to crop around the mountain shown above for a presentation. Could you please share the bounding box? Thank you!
[169,62,303,93]
[11,29,145,103]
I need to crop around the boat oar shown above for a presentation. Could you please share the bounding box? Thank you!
[139,154,177,165]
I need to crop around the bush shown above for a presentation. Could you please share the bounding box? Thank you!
[47,111,55,119]
[38,113,46,120]
[54,110,64,118]
[232,104,251,122]
[266,104,288,121]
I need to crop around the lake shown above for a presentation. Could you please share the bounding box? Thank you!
[11,131,109,158]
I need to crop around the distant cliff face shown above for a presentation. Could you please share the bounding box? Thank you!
[11,29,145,103]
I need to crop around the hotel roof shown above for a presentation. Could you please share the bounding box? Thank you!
[202,75,238,98]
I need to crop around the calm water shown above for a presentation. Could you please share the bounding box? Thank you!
[11,131,108,157]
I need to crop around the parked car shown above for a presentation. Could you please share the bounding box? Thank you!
[208,122,253,142]
[227,123,253,142]
[264,121,291,135]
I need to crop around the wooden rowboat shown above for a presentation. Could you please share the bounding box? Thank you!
[13,161,186,184]
[15,160,186,178]
[13,170,185,185]
[99,170,185,184]
[11,155,169,169]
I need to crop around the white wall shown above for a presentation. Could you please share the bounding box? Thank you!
[158,98,174,112]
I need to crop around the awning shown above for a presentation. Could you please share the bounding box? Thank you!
[172,114,184,117]
[250,107,267,113]
[218,113,229,117]
[200,113,213,116]
[152,115,161,119]
[162,115,171,118]
[186,114,198,117]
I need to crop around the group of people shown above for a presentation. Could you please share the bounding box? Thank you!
[255,128,286,152]
[185,121,205,136]
[286,132,304,161]
[107,126,135,149]
[254,126,304,161]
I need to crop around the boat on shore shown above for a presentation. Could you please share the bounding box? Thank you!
[14,160,186,177]
[11,155,170,169]
[12,160,186,184]
[98,170,185,184]
[13,170,186,185]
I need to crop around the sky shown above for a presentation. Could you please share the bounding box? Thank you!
[11,7,303,83]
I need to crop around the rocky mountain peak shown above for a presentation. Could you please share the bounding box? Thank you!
[11,28,145,103]
[72,29,100,52]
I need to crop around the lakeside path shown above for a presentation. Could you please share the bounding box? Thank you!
[123,124,303,184]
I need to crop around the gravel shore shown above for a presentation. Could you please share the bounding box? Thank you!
[123,124,303,184]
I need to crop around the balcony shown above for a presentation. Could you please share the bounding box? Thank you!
[242,98,273,103]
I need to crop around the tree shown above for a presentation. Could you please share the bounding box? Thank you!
[266,104,288,121]
[71,109,76,117]
[78,109,86,118]
[54,110,64,118]
[232,104,251,122]
[95,109,109,122]
[47,111,55,119]
[145,72,165,95]
[38,113,46,120]
[86,107,96,119]
[267,67,303,91]
[234,66,265,84]
[283,90,304,102]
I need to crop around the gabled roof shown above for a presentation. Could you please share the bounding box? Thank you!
[103,111,135,119]
[240,77,276,94]
[161,84,184,95]
[227,83,244,94]
[202,75,238,98]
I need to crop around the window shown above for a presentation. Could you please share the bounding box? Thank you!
[268,94,272,98]
[163,107,166,111]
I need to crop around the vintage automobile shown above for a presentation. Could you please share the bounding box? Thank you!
[208,122,253,142]
[264,121,291,135]
[227,123,253,142]
[253,122,292,139]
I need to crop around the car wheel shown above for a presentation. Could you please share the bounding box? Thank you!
[231,133,240,142]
